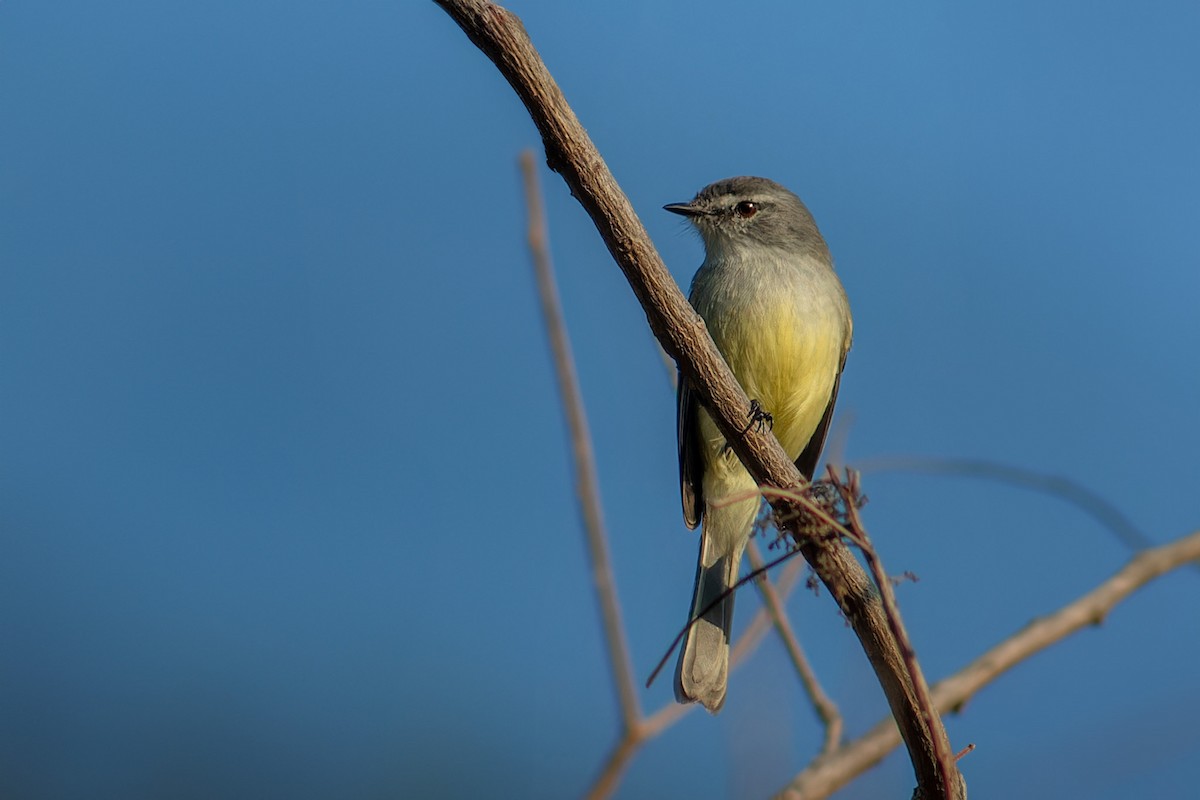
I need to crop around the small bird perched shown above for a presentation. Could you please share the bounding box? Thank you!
[666,176,852,713]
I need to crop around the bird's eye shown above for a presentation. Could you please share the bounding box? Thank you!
[734,201,758,219]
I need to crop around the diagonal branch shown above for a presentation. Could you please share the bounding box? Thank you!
[775,528,1200,800]
[434,2,962,795]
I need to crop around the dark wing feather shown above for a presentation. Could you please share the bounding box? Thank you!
[794,368,843,481]
[677,376,703,529]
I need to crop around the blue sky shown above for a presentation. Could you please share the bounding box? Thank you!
[2,1,1198,798]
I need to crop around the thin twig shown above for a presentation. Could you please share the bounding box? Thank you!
[645,540,810,689]
[830,467,960,800]
[584,733,645,800]
[586,548,809,799]
[746,539,843,755]
[519,150,641,729]
[857,456,1152,555]
[729,554,810,674]
[775,529,1200,799]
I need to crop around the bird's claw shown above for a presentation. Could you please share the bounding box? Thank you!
[743,399,774,434]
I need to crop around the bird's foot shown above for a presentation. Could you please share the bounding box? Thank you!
[742,399,774,434]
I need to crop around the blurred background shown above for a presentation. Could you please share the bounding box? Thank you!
[3,1,1198,798]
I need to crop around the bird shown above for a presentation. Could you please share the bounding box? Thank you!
[666,176,852,713]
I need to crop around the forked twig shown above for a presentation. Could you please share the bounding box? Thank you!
[439,6,1194,800]
[775,529,1200,799]
[585,543,818,800]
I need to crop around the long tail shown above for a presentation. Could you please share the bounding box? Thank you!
[674,498,757,713]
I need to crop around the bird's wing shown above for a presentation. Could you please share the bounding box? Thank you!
[794,358,845,481]
[677,376,703,530]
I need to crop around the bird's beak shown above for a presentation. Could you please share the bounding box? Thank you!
[663,202,706,218]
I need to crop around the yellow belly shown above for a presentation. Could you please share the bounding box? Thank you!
[700,298,844,467]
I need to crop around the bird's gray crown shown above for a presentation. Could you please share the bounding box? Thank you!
[664,176,827,255]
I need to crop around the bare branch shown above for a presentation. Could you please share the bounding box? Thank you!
[585,551,810,799]
[732,555,809,667]
[434,2,961,795]
[519,151,641,729]
[829,468,960,799]
[584,733,645,800]
[746,539,843,755]
[775,529,1200,799]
